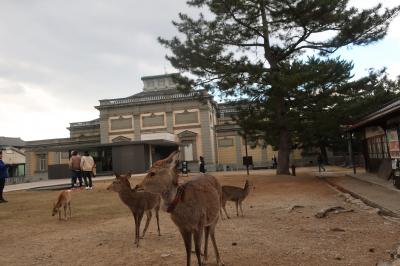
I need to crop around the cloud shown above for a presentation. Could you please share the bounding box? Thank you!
[0,0,399,140]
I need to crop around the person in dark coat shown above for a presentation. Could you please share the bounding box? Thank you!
[199,156,206,173]
[317,153,326,172]
[0,150,11,203]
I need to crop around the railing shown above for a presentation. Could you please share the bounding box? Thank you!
[5,176,26,185]
[70,120,100,127]
[100,92,200,106]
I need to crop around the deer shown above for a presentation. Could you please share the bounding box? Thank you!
[220,180,254,219]
[52,190,72,220]
[140,150,224,266]
[107,173,161,247]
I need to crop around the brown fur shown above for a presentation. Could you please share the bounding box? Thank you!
[221,180,254,219]
[107,173,161,247]
[52,190,72,220]
[141,152,224,266]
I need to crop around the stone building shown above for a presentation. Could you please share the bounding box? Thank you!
[25,73,302,180]
[0,137,26,178]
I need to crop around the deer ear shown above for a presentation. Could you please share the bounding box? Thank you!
[164,150,179,164]
[169,150,180,170]
[126,172,132,179]
[114,172,120,179]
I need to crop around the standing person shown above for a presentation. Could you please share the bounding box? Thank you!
[0,150,10,203]
[81,151,95,190]
[199,156,206,173]
[317,153,326,172]
[272,155,277,169]
[69,150,82,189]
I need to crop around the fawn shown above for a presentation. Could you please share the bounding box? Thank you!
[107,173,161,247]
[220,180,254,219]
[52,190,72,220]
[141,151,224,266]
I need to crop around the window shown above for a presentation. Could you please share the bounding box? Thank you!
[36,154,47,172]
[183,143,194,161]
[366,135,388,159]
[61,152,70,159]
[142,113,165,128]
[110,117,133,131]
[218,138,234,147]
[175,111,199,125]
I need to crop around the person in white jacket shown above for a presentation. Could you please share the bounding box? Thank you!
[80,151,95,190]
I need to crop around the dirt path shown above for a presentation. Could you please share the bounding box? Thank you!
[1,170,399,265]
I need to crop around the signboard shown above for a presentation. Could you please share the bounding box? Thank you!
[387,128,400,159]
[243,156,253,166]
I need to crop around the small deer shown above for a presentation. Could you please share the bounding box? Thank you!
[221,180,254,219]
[52,190,72,220]
[107,173,161,247]
[141,151,224,266]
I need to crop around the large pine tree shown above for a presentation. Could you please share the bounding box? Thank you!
[160,0,399,174]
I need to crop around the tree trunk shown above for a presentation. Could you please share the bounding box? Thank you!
[277,127,291,175]
[276,95,291,175]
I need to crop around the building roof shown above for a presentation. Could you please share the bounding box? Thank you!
[141,73,178,81]
[26,138,178,152]
[96,88,209,109]
[347,98,400,130]
[68,118,100,129]
[0,137,26,148]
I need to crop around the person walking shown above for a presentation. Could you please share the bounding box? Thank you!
[80,151,95,190]
[199,156,206,173]
[317,153,326,172]
[0,150,10,203]
[69,150,82,189]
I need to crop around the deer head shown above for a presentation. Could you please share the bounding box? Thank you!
[244,179,256,193]
[51,203,58,216]
[141,151,180,197]
[107,172,132,192]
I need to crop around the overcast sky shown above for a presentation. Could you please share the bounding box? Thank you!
[0,0,399,141]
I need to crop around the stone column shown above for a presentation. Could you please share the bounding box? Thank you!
[166,112,173,133]
[133,115,141,140]
[99,115,109,144]
[199,108,216,171]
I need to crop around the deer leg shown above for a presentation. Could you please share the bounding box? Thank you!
[136,211,144,247]
[142,210,152,238]
[180,229,192,266]
[235,201,239,217]
[64,205,68,220]
[132,213,138,245]
[239,201,244,217]
[58,209,61,220]
[203,226,210,264]
[210,223,224,266]
[193,228,203,266]
[222,201,230,219]
[155,209,161,236]
[68,202,72,218]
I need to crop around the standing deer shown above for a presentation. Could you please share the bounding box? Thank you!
[52,190,72,220]
[107,173,161,247]
[221,180,254,219]
[141,151,224,266]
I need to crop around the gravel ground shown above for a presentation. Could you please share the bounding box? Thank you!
[1,169,399,266]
